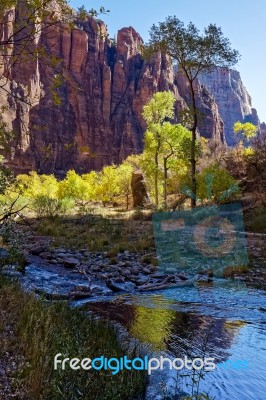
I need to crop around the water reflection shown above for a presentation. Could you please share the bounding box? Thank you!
[86,296,243,362]
[85,283,266,400]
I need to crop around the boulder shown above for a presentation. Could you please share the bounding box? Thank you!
[63,257,80,268]
[131,170,151,208]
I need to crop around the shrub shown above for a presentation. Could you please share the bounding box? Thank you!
[32,195,75,218]
[197,163,240,202]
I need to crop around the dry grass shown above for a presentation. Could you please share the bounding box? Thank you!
[0,277,147,400]
[30,208,155,255]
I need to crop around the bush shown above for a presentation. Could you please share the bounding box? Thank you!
[197,163,240,202]
[32,196,75,218]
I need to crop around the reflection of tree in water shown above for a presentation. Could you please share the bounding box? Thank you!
[166,314,246,362]
[86,297,245,363]
[86,298,176,350]
[129,303,176,350]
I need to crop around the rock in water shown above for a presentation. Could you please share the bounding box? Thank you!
[131,170,151,207]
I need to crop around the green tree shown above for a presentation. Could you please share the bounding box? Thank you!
[58,170,89,201]
[146,16,239,207]
[116,162,134,210]
[96,165,119,205]
[142,91,175,207]
[15,171,59,199]
[144,121,192,207]
[233,121,258,141]
[142,91,192,207]
[81,171,99,202]
[197,163,240,203]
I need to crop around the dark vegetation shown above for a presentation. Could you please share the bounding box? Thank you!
[0,276,146,400]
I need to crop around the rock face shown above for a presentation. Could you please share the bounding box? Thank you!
[198,68,260,146]
[175,71,224,142]
[260,123,266,136]
[131,170,151,207]
[0,3,260,174]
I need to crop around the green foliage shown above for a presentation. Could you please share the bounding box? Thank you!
[81,170,100,201]
[16,171,59,199]
[142,91,192,207]
[0,155,13,194]
[233,121,258,141]
[32,195,75,218]
[58,170,89,201]
[96,165,120,204]
[77,4,110,20]
[146,16,239,74]
[197,163,240,202]
[142,91,175,125]
[0,219,28,271]
[146,16,239,207]
[116,161,134,209]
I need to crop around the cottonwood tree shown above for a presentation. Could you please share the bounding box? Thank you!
[142,91,175,207]
[96,165,120,205]
[146,16,239,207]
[116,162,134,210]
[142,91,192,208]
[234,121,258,141]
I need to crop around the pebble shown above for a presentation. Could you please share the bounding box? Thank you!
[63,257,80,268]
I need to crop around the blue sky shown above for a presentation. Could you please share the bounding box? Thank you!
[70,0,266,122]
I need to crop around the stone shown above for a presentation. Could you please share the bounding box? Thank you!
[121,268,131,276]
[106,279,135,293]
[30,246,47,255]
[177,274,189,281]
[0,248,9,259]
[130,266,140,275]
[131,170,151,208]
[63,257,80,268]
[39,252,53,259]
[135,276,150,286]
[142,267,152,275]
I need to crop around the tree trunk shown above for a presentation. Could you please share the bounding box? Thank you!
[189,79,197,208]
[163,157,167,209]
[154,152,159,207]
[126,194,129,210]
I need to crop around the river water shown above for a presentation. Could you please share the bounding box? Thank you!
[9,263,266,399]
[84,281,266,400]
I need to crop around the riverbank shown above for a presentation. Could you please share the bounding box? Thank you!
[0,277,146,400]
[0,206,265,399]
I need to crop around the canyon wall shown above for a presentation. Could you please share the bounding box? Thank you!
[198,68,260,146]
[0,4,260,174]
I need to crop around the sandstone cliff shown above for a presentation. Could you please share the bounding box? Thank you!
[0,4,259,174]
[198,68,260,146]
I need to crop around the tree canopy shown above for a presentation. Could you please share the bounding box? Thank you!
[146,16,240,207]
